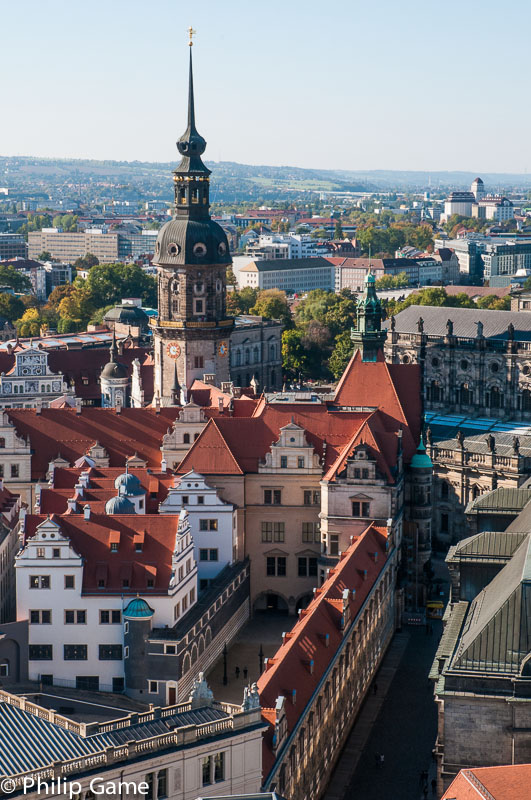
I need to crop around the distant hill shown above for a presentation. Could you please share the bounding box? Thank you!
[1,156,530,205]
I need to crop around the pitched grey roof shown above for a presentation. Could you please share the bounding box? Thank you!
[434,432,531,457]
[449,530,529,562]
[465,487,531,515]
[451,535,531,675]
[387,304,531,341]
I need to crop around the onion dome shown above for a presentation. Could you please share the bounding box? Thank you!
[114,468,144,496]
[101,329,128,380]
[105,493,135,514]
[123,597,154,619]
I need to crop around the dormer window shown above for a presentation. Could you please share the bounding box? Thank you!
[280,456,287,469]
[110,542,118,553]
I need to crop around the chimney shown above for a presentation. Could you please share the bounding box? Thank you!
[202,373,215,385]
[233,386,242,399]
[155,396,161,414]
[84,504,91,520]
[218,397,224,413]
[74,483,84,498]
[67,497,77,513]
[221,381,233,395]
[79,472,90,488]
[115,396,122,414]
[161,457,167,472]
[35,399,42,415]
[75,397,82,415]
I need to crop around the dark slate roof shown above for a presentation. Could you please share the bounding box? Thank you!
[451,535,531,675]
[505,499,531,533]
[387,305,531,340]
[0,700,228,777]
[448,530,529,562]
[433,432,531,457]
[466,487,531,515]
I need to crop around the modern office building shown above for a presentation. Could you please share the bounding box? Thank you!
[0,233,27,260]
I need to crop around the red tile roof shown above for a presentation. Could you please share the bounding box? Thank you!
[333,350,421,459]
[442,764,531,799]
[23,512,181,594]
[7,408,182,479]
[40,466,173,514]
[257,524,389,779]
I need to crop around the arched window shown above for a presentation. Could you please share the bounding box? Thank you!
[460,383,472,406]
[270,344,276,360]
[253,346,260,363]
[429,380,442,403]
[522,389,531,411]
[245,349,250,365]
[487,387,503,409]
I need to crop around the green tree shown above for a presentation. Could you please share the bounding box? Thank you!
[15,307,44,336]
[0,266,32,293]
[73,253,99,271]
[329,330,354,379]
[282,328,310,378]
[45,284,76,311]
[0,293,25,323]
[57,287,95,332]
[226,286,258,316]
[83,262,157,307]
[226,266,237,286]
[250,289,292,327]
[334,220,344,239]
[311,227,329,240]
[37,251,53,262]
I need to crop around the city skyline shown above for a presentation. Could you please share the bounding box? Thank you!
[3,0,531,173]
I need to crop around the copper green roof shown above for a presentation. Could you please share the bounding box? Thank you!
[123,597,154,619]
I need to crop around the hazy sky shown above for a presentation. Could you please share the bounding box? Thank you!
[2,0,530,172]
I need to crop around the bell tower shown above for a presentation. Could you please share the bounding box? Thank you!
[350,271,387,362]
[152,31,234,404]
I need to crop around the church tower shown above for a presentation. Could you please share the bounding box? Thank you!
[350,271,387,362]
[152,33,234,403]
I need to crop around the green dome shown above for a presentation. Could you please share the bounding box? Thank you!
[123,597,154,619]
[105,494,135,514]
[410,440,433,469]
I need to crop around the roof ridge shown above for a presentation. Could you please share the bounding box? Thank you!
[463,769,495,800]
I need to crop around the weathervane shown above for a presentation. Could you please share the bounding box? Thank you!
[188,26,196,46]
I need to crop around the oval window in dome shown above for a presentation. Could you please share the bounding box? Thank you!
[193,242,207,257]
[218,242,227,255]
[167,242,181,256]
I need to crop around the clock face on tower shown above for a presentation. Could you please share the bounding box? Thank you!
[166,341,181,359]
[218,341,228,357]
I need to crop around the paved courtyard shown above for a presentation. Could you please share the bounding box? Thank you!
[206,612,296,704]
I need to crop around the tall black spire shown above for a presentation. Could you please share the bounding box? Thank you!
[173,36,211,220]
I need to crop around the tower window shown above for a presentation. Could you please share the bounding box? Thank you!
[191,188,199,204]
[194,300,204,314]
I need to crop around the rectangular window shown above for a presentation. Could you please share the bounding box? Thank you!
[174,602,180,620]
[298,457,305,469]
[165,644,176,655]
[30,610,51,624]
[99,610,121,624]
[194,300,204,314]
[261,521,272,542]
[144,773,154,800]
[298,557,318,577]
[197,495,204,504]
[64,644,87,660]
[29,644,52,660]
[329,534,339,556]
[52,548,60,558]
[202,757,211,787]
[214,752,225,782]
[352,501,360,516]
[36,547,45,558]
[157,770,168,799]
[65,610,86,624]
[199,519,218,531]
[266,556,286,577]
[362,468,369,479]
[208,548,218,561]
[280,455,288,468]
[110,542,118,553]
[362,502,370,517]
[10,464,19,478]
[199,548,208,561]
[149,680,158,694]
[64,575,75,589]
[29,575,50,589]
[99,645,123,660]
[304,490,311,505]
[302,522,319,543]
[264,489,281,505]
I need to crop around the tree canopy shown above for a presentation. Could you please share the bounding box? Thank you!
[0,265,32,293]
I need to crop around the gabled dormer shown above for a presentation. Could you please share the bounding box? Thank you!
[17,516,82,562]
[345,445,377,481]
[259,421,322,474]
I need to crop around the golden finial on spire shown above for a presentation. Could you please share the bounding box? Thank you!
[188,26,196,46]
